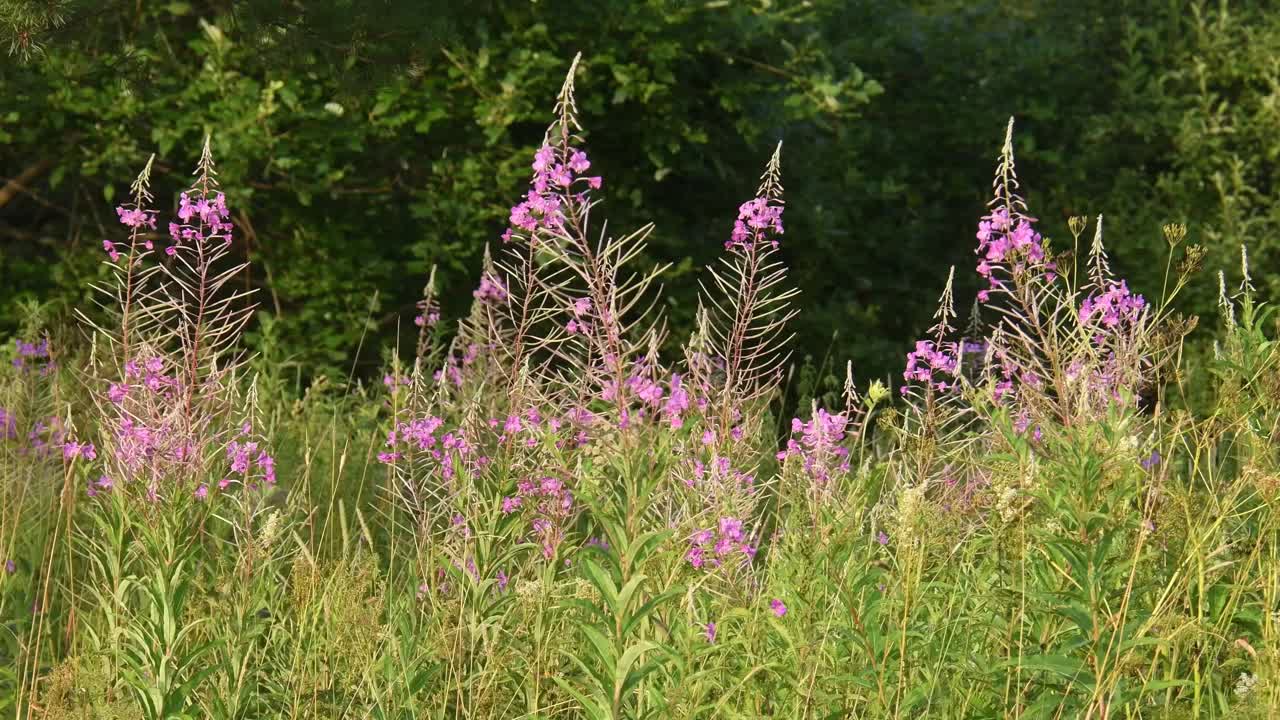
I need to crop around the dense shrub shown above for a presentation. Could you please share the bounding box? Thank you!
[13,1,1280,390]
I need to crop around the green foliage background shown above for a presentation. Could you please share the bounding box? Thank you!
[2,0,1277,381]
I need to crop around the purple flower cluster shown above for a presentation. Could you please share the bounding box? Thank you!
[689,455,756,494]
[165,191,233,256]
[503,144,601,243]
[502,476,575,559]
[726,197,784,252]
[993,371,1015,403]
[622,366,664,405]
[434,343,482,387]
[902,340,959,394]
[565,297,593,335]
[101,239,128,261]
[473,273,509,304]
[1012,410,1042,442]
[483,407,593,450]
[96,353,246,496]
[14,339,48,359]
[21,416,65,459]
[383,374,412,394]
[106,205,148,260]
[662,373,693,429]
[601,363,702,430]
[62,440,97,461]
[109,356,176,405]
[1067,351,1138,409]
[777,408,851,489]
[105,206,159,260]
[686,516,757,570]
[379,414,442,463]
[224,432,277,490]
[378,415,477,481]
[112,417,183,479]
[1140,449,1161,470]
[975,208,1055,302]
[85,475,113,498]
[414,306,440,328]
[116,206,157,230]
[12,338,53,375]
[1079,280,1146,337]
[496,411,530,440]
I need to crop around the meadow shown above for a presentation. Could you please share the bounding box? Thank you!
[1,58,1278,719]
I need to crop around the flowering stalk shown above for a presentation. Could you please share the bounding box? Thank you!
[698,143,798,443]
[494,54,669,427]
[167,137,254,430]
[82,139,266,503]
[101,154,158,368]
[413,264,443,366]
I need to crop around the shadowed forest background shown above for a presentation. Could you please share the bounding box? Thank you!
[4,0,1277,388]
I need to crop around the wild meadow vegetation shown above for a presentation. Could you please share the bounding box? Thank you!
[3,53,1280,720]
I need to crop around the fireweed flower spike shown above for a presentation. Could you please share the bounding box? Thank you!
[62,440,97,461]
[0,408,15,440]
[473,273,509,304]
[778,404,851,498]
[1079,216,1147,342]
[411,264,443,362]
[973,119,1056,304]
[726,197,784,252]
[698,142,799,444]
[481,52,674,438]
[482,54,622,413]
[501,54,604,249]
[107,153,159,263]
[902,340,959,395]
[901,267,961,396]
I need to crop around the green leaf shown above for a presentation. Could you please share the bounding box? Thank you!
[621,586,682,638]
[582,558,621,615]
[615,640,660,692]
[552,675,611,720]
[1007,655,1095,687]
